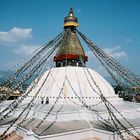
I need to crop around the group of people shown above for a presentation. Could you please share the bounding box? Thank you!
[41,97,49,104]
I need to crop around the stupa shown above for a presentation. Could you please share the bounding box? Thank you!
[0,8,140,140]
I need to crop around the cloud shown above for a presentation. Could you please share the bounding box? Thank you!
[96,65,110,77]
[2,60,20,70]
[86,46,127,64]
[86,50,109,77]
[85,46,127,77]
[86,50,94,60]
[14,44,39,56]
[103,46,127,59]
[1,44,40,70]
[0,27,32,43]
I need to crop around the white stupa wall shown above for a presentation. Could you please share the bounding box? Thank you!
[25,66,119,105]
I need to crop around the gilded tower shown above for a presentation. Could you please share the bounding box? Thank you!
[54,8,88,67]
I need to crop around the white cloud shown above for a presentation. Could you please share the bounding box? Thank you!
[85,46,127,77]
[1,44,40,70]
[2,60,20,70]
[103,46,127,59]
[14,44,39,56]
[86,50,109,77]
[86,46,127,61]
[86,50,94,60]
[0,27,32,43]
[96,66,110,77]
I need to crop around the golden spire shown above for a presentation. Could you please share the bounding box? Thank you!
[64,8,78,29]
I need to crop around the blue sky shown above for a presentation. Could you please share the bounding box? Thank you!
[0,0,140,77]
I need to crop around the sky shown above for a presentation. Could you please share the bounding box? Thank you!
[0,0,140,78]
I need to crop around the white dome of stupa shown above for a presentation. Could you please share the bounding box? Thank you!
[26,66,118,105]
